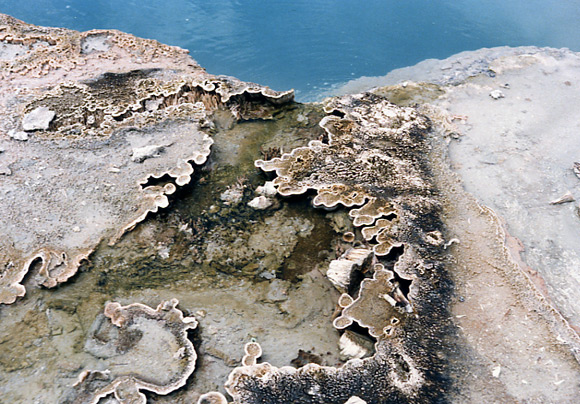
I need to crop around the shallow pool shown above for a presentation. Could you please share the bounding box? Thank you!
[1,0,580,100]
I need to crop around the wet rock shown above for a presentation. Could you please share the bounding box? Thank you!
[203,210,313,276]
[22,106,55,131]
[220,184,245,205]
[0,309,50,372]
[247,195,273,210]
[264,279,289,302]
[255,181,278,197]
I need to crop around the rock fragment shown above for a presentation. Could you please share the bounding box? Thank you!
[489,89,505,99]
[8,129,28,141]
[344,396,367,404]
[220,185,245,205]
[248,195,273,210]
[22,106,55,131]
[255,181,278,197]
[326,247,372,292]
[131,144,168,163]
[550,191,575,205]
[339,330,374,360]
[197,392,228,404]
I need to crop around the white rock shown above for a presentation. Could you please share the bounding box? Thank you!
[339,332,372,360]
[550,191,575,205]
[327,248,372,292]
[220,186,244,205]
[145,98,164,111]
[248,196,273,210]
[296,113,307,123]
[81,34,111,54]
[22,106,55,131]
[8,130,28,141]
[131,144,166,163]
[344,397,367,404]
[489,89,505,100]
[259,270,276,280]
[0,165,11,176]
[255,181,278,197]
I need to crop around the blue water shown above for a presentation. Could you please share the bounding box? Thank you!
[1,0,580,101]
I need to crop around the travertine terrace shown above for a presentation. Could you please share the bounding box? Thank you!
[1,14,580,404]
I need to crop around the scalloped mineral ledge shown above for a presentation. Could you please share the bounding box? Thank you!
[64,299,197,404]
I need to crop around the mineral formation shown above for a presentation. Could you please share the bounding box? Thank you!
[230,93,453,403]
[0,13,293,304]
[63,299,197,403]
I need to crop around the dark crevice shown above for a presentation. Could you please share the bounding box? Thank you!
[341,323,377,359]
[347,266,371,297]
[383,212,397,221]
[377,244,413,308]
[378,244,405,271]
[22,256,44,287]
[328,109,346,118]
[28,256,44,273]
[139,173,176,189]
[391,267,413,303]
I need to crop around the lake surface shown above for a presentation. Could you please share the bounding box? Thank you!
[1,0,580,100]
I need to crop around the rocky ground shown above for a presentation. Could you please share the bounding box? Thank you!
[0,14,579,404]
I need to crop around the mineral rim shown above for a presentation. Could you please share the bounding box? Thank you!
[1,13,580,404]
